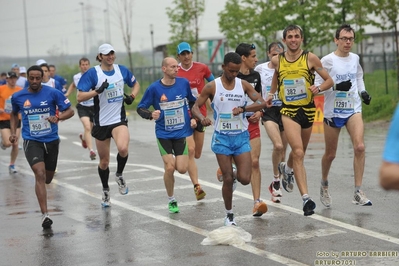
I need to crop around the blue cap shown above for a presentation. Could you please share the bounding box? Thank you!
[177,42,192,54]
[11,63,19,68]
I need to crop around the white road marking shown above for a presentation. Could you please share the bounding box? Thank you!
[55,159,399,246]
[51,178,308,266]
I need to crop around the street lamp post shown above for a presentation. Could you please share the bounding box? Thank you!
[150,24,155,80]
[80,2,87,55]
[22,0,30,65]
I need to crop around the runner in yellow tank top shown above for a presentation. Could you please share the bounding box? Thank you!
[266,25,334,216]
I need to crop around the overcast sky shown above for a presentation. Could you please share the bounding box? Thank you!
[0,0,229,58]
[1,0,383,60]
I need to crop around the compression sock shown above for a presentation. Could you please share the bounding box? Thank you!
[116,153,128,175]
[98,166,110,189]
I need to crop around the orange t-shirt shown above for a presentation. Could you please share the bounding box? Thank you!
[0,84,22,121]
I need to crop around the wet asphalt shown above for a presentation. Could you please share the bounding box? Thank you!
[1,112,398,266]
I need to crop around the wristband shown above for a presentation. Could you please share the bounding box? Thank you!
[317,87,321,93]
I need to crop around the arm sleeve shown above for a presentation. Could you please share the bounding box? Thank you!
[137,107,153,120]
[77,69,97,92]
[206,73,215,82]
[119,65,137,88]
[356,60,366,93]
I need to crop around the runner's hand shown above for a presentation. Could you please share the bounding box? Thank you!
[361,90,371,105]
[335,80,352,91]
[124,93,135,105]
[95,79,108,94]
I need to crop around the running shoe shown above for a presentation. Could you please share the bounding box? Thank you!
[278,162,294,193]
[320,186,332,207]
[224,213,237,226]
[101,189,111,207]
[216,168,223,182]
[89,150,96,160]
[303,198,316,216]
[216,164,237,191]
[168,200,180,213]
[79,133,88,149]
[269,181,282,203]
[9,165,18,174]
[352,190,372,206]
[0,141,6,150]
[194,184,206,201]
[115,175,128,195]
[252,200,268,217]
[41,213,53,229]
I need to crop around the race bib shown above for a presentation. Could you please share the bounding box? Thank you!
[4,98,12,113]
[283,78,307,102]
[28,113,52,136]
[334,91,355,114]
[105,81,124,103]
[266,85,282,106]
[218,113,242,134]
[159,99,186,131]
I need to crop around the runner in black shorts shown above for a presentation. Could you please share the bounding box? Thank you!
[255,42,287,203]
[9,65,74,229]
[66,57,96,160]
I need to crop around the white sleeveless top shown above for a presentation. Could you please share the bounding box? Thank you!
[74,72,93,107]
[212,77,248,135]
[94,64,124,126]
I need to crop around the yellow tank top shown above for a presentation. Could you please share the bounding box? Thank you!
[278,51,315,106]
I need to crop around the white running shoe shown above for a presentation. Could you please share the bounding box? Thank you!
[224,213,237,226]
[115,175,128,195]
[9,165,18,174]
[101,190,111,207]
[269,181,282,203]
[320,186,332,207]
[352,190,372,206]
[278,162,294,193]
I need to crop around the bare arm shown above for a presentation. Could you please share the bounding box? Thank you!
[58,107,74,121]
[130,80,140,97]
[192,81,215,126]
[380,161,399,190]
[77,89,98,102]
[308,53,334,94]
[9,111,19,144]
[65,82,76,97]
[240,80,266,113]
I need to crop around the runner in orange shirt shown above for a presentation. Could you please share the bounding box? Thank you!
[0,72,22,173]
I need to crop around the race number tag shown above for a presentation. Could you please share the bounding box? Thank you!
[283,78,307,102]
[28,113,52,136]
[334,91,355,114]
[218,113,242,134]
[266,85,282,106]
[159,99,186,131]
[4,98,12,113]
[105,81,124,103]
[191,88,199,98]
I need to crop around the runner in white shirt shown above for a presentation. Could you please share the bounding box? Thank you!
[65,58,96,160]
[77,44,140,207]
[315,24,372,208]
[255,42,288,203]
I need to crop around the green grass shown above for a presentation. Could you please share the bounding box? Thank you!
[363,70,399,122]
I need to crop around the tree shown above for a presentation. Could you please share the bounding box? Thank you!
[112,0,134,71]
[166,0,205,59]
[371,0,399,95]
[218,0,337,53]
